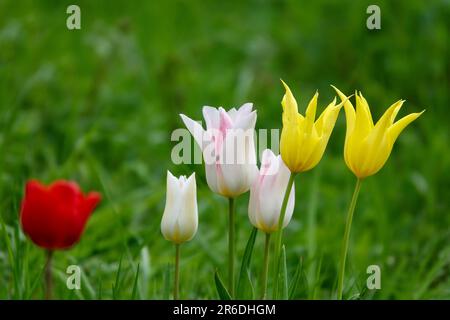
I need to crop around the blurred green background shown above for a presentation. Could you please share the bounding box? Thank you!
[0,0,448,299]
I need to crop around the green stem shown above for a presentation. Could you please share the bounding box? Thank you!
[273,172,296,298]
[45,250,53,300]
[261,233,271,299]
[228,197,236,297]
[337,178,362,300]
[174,244,180,299]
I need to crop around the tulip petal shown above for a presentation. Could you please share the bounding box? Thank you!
[238,102,253,115]
[281,80,300,122]
[203,106,220,130]
[355,92,374,137]
[388,110,424,144]
[161,171,181,241]
[177,173,198,242]
[331,85,355,136]
[305,91,318,122]
[227,107,238,122]
[180,114,205,150]
[204,161,220,194]
[80,192,101,222]
[233,110,257,130]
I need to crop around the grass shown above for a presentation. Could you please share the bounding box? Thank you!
[0,0,449,299]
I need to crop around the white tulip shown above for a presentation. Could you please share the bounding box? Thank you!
[161,171,198,244]
[248,149,295,233]
[180,103,258,198]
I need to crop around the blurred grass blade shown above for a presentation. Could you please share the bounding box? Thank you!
[214,270,231,300]
[97,276,103,300]
[81,266,96,299]
[0,217,19,298]
[311,255,323,299]
[288,257,303,300]
[112,255,123,299]
[246,269,255,299]
[26,263,46,299]
[131,263,140,299]
[236,227,257,299]
[277,245,288,300]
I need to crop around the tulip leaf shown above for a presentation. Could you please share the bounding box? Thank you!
[246,268,255,299]
[214,270,232,300]
[236,227,257,299]
[288,257,304,299]
[277,245,288,300]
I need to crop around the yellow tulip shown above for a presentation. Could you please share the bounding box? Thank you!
[332,86,424,179]
[280,80,343,173]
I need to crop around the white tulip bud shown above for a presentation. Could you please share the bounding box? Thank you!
[161,171,198,244]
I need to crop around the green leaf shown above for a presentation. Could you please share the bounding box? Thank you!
[311,255,323,299]
[289,257,303,299]
[26,263,46,299]
[131,263,140,299]
[214,270,232,300]
[236,227,257,299]
[97,276,103,300]
[246,269,255,299]
[277,245,288,300]
[112,255,123,299]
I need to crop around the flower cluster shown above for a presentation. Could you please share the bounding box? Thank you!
[18,81,422,300]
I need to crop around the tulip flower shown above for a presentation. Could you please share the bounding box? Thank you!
[161,171,198,299]
[180,104,258,297]
[280,80,343,174]
[332,86,424,299]
[180,104,258,198]
[333,86,424,178]
[20,179,101,299]
[272,80,343,297]
[248,149,295,298]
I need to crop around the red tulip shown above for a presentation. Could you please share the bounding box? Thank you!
[20,180,101,250]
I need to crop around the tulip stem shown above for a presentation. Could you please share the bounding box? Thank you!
[45,250,53,300]
[337,178,362,300]
[261,233,271,299]
[174,244,180,299]
[228,197,236,298]
[273,172,296,298]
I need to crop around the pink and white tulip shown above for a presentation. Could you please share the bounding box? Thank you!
[180,104,258,198]
[248,149,295,233]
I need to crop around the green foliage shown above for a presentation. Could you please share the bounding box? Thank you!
[214,270,231,300]
[236,227,257,299]
[0,0,449,299]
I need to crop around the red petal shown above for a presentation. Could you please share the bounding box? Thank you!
[20,180,100,250]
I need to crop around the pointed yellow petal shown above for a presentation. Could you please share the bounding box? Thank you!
[366,100,404,147]
[331,85,355,136]
[376,100,404,127]
[281,80,300,121]
[305,91,318,121]
[354,92,374,137]
[315,98,341,137]
[357,92,374,128]
[304,91,318,134]
[388,110,424,143]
